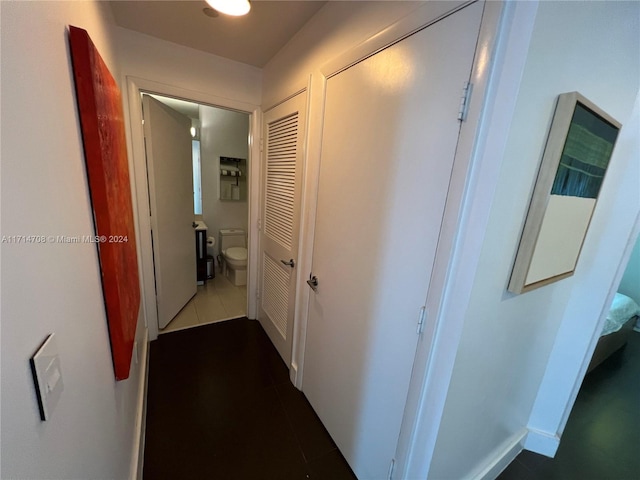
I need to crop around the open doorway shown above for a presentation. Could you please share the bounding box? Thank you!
[125,76,260,341]
[501,236,640,478]
[143,93,251,334]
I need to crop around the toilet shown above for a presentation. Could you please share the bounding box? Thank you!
[219,228,247,286]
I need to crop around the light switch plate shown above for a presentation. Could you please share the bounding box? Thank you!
[31,334,64,421]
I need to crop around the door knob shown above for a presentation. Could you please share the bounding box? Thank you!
[281,259,295,268]
[306,275,318,292]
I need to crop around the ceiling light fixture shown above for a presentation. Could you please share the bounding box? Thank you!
[202,7,219,18]
[205,0,250,17]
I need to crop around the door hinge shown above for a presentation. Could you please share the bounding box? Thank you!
[260,137,264,153]
[388,458,396,480]
[256,288,261,301]
[257,218,262,232]
[417,306,427,334]
[457,81,473,122]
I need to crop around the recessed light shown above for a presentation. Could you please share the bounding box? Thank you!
[202,7,219,18]
[205,0,251,17]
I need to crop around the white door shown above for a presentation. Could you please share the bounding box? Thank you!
[303,3,483,478]
[258,92,307,365]
[143,95,197,329]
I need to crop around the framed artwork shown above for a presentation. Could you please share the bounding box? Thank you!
[69,26,140,380]
[509,92,621,294]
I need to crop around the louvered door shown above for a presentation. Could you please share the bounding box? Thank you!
[258,92,306,365]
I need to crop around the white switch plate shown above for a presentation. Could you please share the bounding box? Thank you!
[31,334,63,421]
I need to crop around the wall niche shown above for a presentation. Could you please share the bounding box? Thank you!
[219,156,246,201]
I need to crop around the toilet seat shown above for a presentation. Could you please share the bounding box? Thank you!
[224,246,247,262]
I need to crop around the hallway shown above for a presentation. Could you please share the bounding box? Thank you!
[143,318,356,479]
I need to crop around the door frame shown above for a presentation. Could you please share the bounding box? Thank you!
[393,3,540,477]
[290,0,537,477]
[125,76,261,341]
[258,90,309,370]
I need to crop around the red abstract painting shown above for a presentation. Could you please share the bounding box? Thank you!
[69,26,140,380]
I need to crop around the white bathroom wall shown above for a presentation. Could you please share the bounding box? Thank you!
[1,2,146,478]
[200,105,250,254]
[429,1,640,477]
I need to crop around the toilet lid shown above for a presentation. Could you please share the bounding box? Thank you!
[225,246,247,261]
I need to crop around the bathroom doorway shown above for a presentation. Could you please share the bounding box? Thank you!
[139,91,252,335]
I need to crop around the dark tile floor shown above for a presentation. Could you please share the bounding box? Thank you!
[499,331,640,480]
[143,317,357,480]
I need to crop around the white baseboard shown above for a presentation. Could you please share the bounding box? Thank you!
[129,328,150,480]
[472,428,528,480]
[523,428,560,457]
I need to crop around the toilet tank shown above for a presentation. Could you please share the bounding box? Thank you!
[219,228,246,251]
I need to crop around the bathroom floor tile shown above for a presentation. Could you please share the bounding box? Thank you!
[219,288,247,318]
[197,281,218,297]
[193,291,229,324]
[161,297,199,333]
[161,276,246,334]
[212,273,235,291]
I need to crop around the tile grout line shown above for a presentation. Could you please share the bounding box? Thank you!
[162,276,247,333]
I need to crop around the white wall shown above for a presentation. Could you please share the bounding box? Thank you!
[1,2,145,478]
[200,106,250,255]
[618,236,640,305]
[116,27,261,107]
[262,1,422,106]
[429,2,640,477]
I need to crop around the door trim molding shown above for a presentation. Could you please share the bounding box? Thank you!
[129,328,149,480]
[394,1,540,478]
[263,86,308,114]
[124,76,260,340]
[320,0,472,79]
[290,75,316,388]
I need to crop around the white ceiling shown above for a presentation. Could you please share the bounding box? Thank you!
[109,0,327,67]
[148,94,201,119]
